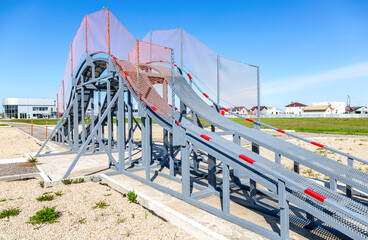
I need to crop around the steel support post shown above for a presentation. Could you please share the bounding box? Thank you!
[275,152,281,164]
[142,115,152,181]
[347,157,353,198]
[330,178,337,191]
[91,90,95,152]
[73,79,79,152]
[222,162,230,214]
[169,133,175,177]
[81,76,86,145]
[107,79,112,166]
[117,77,125,170]
[294,162,300,174]
[250,123,260,204]
[182,141,190,199]
[208,121,217,190]
[232,134,242,186]
[127,90,133,163]
[278,179,289,239]
[98,90,102,151]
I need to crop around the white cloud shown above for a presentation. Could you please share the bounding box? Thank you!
[263,61,368,96]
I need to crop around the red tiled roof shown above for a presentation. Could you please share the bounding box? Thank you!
[285,102,306,107]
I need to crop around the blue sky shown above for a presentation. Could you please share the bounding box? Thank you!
[1,0,367,111]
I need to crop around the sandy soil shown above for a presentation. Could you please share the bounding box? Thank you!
[0,178,194,240]
[0,127,45,160]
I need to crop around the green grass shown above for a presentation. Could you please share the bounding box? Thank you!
[0,124,9,127]
[0,119,59,125]
[93,201,110,209]
[127,190,138,203]
[205,118,368,136]
[36,194,54,202]
[28,206,60,224]
[0,208,20,219]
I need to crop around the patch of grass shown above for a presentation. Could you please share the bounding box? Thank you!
[0,199,7,202]
[104,193,112,197]
[0,124,9,127]
[93,201,109,209]
[27,156,37,163]
[229,118,368,136]
[36,194,54,202]
[117,216,127,224]
[61,179,73,185]
[28,206,60,224]
[127,190,138,203]
[0,207,20,219]
[76,178,85,183]
[55,191,63,197]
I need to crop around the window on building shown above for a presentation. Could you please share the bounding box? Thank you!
[33,107,48,111]
[4,105,18,119]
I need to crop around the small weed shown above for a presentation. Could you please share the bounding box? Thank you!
[104,193,112,197]
[0,207,20,219]
[72,178,85,184]
[17,197,23,200]
[39,181,44,188]
[127,190,138,203]
[144,211,148,219]
[61,179,73,185]
[124,228,133,237]
[79,218,86,224]
[324,176,330,181]
[131,213,135,219]
[43,191,53,195]
[337,159,342,162]
[55,191,63,197]
[28,156,37,163]
[36,194,54,202]
[117,216,127,224]
[359,143,363,146]
[0,199,6,202]
[93,201,109,209]
[28,206,60,224]
[100,213,105,216]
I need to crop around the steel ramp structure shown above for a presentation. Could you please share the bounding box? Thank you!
[36,9,368,240]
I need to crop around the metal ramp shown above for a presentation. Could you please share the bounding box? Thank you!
[36,8,368,240]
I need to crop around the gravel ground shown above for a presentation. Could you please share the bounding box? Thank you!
[0,179,194,240]
[0,127,47,160]
[0,163,39,177]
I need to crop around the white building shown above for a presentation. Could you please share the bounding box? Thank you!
[265,107,282,115]
[2,98,56,119]
[313,102,346,114]
[285,102,307,114]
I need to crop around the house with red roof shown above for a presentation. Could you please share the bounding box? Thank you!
[285,102,306,114]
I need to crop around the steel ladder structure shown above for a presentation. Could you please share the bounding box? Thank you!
[36,9,368,240]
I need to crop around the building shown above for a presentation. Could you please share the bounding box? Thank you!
[302,105,333,114]
[231,106,248,115]
[285,102,306,114]
[350,106,368,114]
[2,98,56,119]
[265,107,282,115]
[251,106,267,115]
[313,102,346,114]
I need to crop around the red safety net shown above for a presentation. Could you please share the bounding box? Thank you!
[59,9,136,112]
[116,40,173,121]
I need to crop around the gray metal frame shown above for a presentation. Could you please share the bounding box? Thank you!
[36,54,368,240]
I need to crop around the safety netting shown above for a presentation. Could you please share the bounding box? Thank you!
[142,29,258,109]
[116,40,173,121]
[58,9,136,114]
